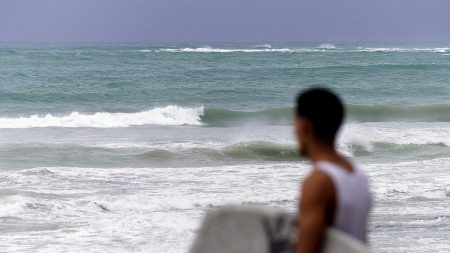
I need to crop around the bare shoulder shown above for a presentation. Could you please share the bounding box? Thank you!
[302,169,335,201]
[303,169,334,189]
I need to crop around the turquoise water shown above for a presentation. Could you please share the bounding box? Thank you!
[1,43,450,252]
[1,43,450,115]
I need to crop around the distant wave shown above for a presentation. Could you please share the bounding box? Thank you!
[356,47,449,53]
[142,46,450,53]
[0,106,204,128]
[2,140,449,163]
[252,44,272,49]
[100,141,450,161]
[139,141,300,162]
[316,43,336,49]
[0,141,299,162]
[156,47,294,53]
[341,141,449,159]
[139,46,449,54]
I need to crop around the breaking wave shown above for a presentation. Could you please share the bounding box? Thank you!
[0,106,204,128]
[1,104,450,129]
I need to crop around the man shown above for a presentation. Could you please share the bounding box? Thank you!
[190,88,371,253]
[294,88,371,253]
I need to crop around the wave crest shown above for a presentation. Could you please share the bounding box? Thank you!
[2,104,450,129]
[0,106,204,128]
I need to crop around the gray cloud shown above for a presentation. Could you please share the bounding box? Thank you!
[0,0,449,43]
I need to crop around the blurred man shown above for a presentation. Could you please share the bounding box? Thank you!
[294,88,371,253]
[190,88,371,253]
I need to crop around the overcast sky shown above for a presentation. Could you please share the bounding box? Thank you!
[0,0,449,43]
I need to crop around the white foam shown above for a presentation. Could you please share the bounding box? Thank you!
[94,140,223,150]
[357,47,449,53]
[316,43,336,49]
[0,196,27,217]
[0,106,204,128]
[157,47,294,53]
[1,159,449,252]
[341,122,450,147]
[338,127,374,156]
[137,47,450,54]
[253,44,272,49]
[434,48,449,53]
[85,194,204,212]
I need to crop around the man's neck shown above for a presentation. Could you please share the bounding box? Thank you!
[307,141,355,173]
[308,142,340,163]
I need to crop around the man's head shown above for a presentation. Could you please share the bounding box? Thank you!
[294,88,345,157]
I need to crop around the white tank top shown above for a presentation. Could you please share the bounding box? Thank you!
[315,160,371,243]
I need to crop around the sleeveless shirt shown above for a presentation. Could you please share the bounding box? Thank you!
[315,160,371,243]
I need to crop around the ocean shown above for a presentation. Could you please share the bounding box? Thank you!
[0,43,449,252]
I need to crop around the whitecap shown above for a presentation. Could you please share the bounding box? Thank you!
[316,43,336,49]
[252,44,272,49]
[158,47,294,53]
[0,196,27,217]
[0,105,205,128]
[357,47,449,53]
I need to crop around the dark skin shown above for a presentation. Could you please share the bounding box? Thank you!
[294,115,353,253]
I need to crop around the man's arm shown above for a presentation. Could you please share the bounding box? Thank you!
[295,170,335,253]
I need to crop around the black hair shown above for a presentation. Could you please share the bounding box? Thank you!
[296,87,345,143]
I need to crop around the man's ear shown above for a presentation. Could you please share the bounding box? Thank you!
[294,115,303,136]
[297,116,311,137]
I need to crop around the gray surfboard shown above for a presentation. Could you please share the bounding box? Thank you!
[190,206,369,253]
